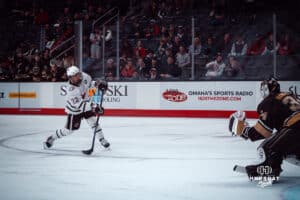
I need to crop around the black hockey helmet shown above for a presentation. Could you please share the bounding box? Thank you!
[260,76,280,98]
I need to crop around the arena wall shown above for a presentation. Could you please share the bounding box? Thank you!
[0,81,299,118]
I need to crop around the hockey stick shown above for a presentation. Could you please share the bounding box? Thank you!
[233,165,247,174]
[82,89,104,155]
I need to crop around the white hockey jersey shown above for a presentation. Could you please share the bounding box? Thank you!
[65,72,92,115]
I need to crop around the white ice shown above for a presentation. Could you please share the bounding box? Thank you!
[0,115,299,200]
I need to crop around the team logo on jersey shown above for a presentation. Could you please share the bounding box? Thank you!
[162,89,187,102]
[69,86,75,91]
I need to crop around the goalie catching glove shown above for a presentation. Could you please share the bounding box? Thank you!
[228,111,250,139]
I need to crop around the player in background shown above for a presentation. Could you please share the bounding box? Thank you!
[44,66,110,149]
[229,77,300,141]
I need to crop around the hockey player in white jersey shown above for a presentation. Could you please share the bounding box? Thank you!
[44,66,110,149]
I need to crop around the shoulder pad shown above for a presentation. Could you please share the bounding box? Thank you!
[275,92,289,100]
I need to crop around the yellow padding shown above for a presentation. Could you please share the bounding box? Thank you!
[284,112,300,127]
[9,92,36,98]
[254,122,272,138]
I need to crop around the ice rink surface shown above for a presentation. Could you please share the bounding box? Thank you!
[0,115,299,200]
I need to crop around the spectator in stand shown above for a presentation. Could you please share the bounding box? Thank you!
[132,19,144,39]
[168,24,176,40]
[188,36,202,56]
[157,2,169,20]
[49,59,67,82]
[121,39,134,58]
[149,67,161,80]
[205,53,225,78]
[41,64,51,81]
[145,1,158,20]
[30,53,42,70]
[230,34,248,57]
[121,59,137,79]
[105,58,117,80]
[150,57,160,72]
[157,37,168,57]
[89,26,101,59]
[134,40,147,59]
[119,53,128,69]
[40,49,51,68]
[62,54,75,68]
[247,33,266,56]
[61,6,73,26]
[224,56,242,77]
[209,1,225,26]
[217,32,232,55]
[176,26,188,47]
[136,57,149,80]
[203,37,217,60]
[172,35,182,55]
[13,50,30,81]
[160,56,182,79]
[160,24,170,38]
[144,50,155,68]
[278,33,294,55]
[145,19,160,39]
[176,45,191,80]
[31,65,42,82]
[262,33,280,56]
[0,57,14,81]
[24,44,39,61]
[160,48,173,68]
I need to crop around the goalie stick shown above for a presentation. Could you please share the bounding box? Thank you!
[233,165,247,174]
[82,88,104,155]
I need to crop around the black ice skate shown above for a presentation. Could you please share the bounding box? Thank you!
[44,136,55,149]
[100,138,110,148]
[245,163,282,183]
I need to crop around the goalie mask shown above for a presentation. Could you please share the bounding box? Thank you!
[260,77,280,98]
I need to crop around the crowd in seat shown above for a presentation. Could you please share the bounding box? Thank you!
[0,0,299,82]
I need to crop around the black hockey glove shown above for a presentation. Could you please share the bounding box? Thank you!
[95,106,104,115]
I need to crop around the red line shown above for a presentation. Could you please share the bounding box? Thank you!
[0,108,259,118]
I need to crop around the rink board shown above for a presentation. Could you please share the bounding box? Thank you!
[0,81,299,117]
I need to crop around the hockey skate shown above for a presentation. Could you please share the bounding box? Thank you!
[43,136,55,149]
[245,159,282,185]
[99,138,110,148]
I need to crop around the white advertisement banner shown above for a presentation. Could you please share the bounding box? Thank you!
[0,83,19,108]
[54,82,137,109]
[1,81,299,112]
[19,83,40,108]
[160,82,258,110]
